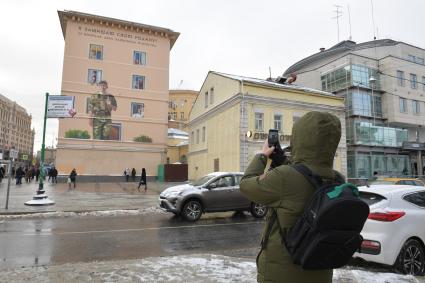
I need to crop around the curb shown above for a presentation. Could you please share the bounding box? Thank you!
[0,208,144,216]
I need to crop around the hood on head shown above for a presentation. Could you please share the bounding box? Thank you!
[290,111,341,168]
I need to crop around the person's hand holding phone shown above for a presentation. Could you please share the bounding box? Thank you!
[262,139,275,157]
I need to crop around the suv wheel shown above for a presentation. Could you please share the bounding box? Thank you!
[182,200,203,221]
[396,239,425,276]
[250,203,268,218]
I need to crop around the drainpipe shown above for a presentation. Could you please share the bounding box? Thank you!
[240,80,247,172]
[417,127,423,177]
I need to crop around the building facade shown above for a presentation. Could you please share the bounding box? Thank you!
[0,93,35,164]
[284,39,425,179]
[168,89,198,131]
[167,128,188,164]
[56,10,179,176]
[166,89,197,164]
[188,71,346,180]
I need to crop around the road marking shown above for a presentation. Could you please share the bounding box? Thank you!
[19,221,262,236]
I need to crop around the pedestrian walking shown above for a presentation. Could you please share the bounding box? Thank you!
[131,168,136,182]
[51,167,58,184]
[31,167,36,181]
[15,166,24,185]
[35,167,40,181]
[124,168,130,182]
[137,168,147,192]
[240,111,343,283]
[25,167,31,183]
[0,166,4,183]
[69,168,77,189]
[47,168,52,182]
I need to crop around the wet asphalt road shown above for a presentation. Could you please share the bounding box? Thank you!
[0,213,263,270]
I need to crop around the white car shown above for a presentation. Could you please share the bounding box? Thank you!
[354,185,425,276]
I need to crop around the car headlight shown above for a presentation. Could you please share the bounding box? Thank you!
[164,191,182,198]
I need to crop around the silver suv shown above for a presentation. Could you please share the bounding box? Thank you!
[159,172,268,221]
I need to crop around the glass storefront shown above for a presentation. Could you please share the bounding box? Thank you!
[347,120,408,147]
[347,152,411,178]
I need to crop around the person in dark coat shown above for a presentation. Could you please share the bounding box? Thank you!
[25,167,31,183]
[51,167,58,184]
[124,168,130,182]
[35,167,40,181]
[31,167,36,181]
[15,166,24,185]
[240,111,342,283]
[47,167,52,182]
[137,168,147,192]
[131,168,136,182]
[0,166,4,183]
[69,168,77,189]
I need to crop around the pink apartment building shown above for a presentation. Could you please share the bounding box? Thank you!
[56,10,179,177]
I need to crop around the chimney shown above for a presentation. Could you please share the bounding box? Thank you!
[319,47,325,52]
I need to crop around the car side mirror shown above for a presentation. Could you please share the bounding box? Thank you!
[208,183,217,189]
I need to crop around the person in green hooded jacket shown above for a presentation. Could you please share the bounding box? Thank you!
[240,111,343,283]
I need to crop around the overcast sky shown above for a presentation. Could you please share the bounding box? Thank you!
[1,0,425,154]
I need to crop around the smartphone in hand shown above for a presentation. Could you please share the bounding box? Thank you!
[268,129,279,147]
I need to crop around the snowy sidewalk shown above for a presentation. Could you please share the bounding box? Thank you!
[0,254,423,283]
[0,180,183,215]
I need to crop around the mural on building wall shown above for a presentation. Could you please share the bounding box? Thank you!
[62,22,163,142]
[88,80,119,140]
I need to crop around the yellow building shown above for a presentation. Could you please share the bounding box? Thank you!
[188,71,347,180]
[168,89,198,131]
[166,89,198,164]
[56,10,179,177]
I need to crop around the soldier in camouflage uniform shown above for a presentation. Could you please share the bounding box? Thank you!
[89,80,117,140]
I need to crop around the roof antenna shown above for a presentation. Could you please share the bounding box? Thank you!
[370,0,376,40]
[178,80,183,89]
[269,66,272,79]
[332,4,343,42]
[347,4,352,40]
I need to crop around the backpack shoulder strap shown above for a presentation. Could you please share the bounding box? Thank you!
[291,163,323,189]
[261,209,277,250]
[261,209,288,250]
[333,170,346,184]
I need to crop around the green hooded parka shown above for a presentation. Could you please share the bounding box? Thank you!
[240,111,343,283]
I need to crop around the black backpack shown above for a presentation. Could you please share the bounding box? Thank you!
[262,164,369,270]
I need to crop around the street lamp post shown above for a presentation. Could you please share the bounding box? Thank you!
[25,93,55,206]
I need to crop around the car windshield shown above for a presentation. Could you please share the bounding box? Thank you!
[189,175,216,186]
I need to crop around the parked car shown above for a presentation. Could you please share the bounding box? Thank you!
[354,185,425,275]
[366,178,425,187]
[159,172,268,221]
[392,178,425,186]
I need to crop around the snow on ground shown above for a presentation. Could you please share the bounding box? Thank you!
[0,207,166,220]
[0,254,423,283]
